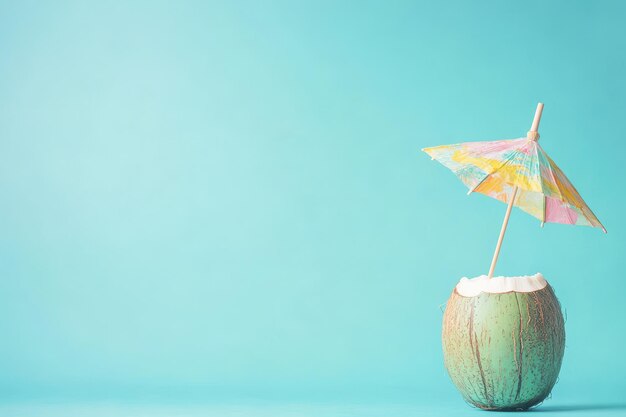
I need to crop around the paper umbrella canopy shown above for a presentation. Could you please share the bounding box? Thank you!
[423,113,605,233]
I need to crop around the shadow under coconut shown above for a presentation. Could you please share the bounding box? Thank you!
[532,403,626,413]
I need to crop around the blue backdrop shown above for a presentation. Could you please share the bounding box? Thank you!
[1,0,624,414]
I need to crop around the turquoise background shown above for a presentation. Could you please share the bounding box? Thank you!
[1,0,625,415]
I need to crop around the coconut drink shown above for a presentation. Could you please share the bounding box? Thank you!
[442,274,565,410]
[422,103,605,410]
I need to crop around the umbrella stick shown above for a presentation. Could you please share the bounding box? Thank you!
[488,186,518,278]
[487,103,544,279]
[530,102,544,132]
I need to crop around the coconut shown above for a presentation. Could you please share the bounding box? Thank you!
[442,273,565,411]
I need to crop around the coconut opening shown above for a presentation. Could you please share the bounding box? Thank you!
[455,273,547,297]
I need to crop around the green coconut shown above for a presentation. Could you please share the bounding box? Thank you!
[442,274,565,411]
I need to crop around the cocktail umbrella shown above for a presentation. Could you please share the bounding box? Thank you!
[423,103,605,278]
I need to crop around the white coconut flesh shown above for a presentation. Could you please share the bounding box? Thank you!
[455,273,547,297]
